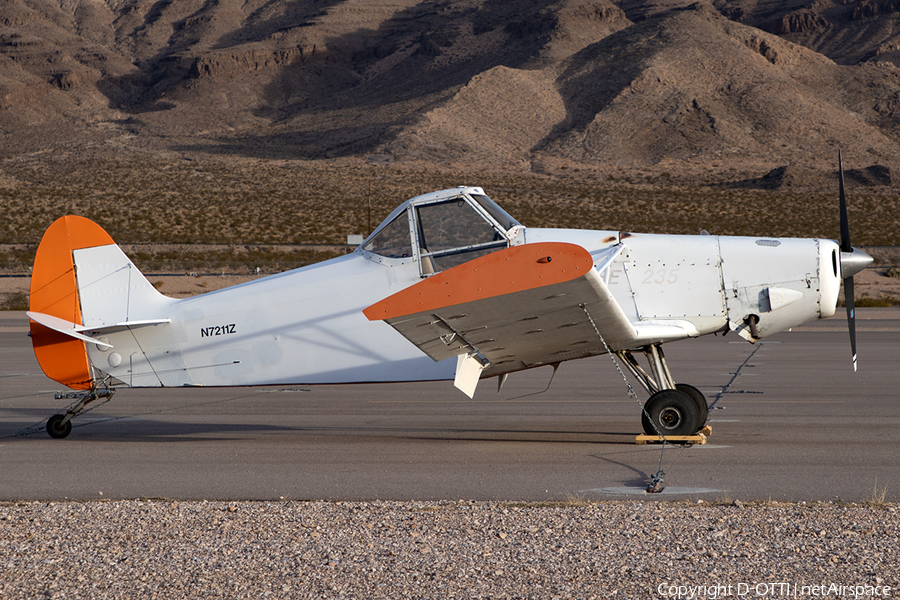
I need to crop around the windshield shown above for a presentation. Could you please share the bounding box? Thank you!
[415,196,510,274]
[416,199,501,253]
[471,194,520,231]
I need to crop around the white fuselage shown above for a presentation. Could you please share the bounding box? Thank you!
[82,227,840,388]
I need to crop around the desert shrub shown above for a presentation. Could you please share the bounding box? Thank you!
[1,291,29,311]
[839,294,900,307]
[1,156,899,247]
[855,295,900,307]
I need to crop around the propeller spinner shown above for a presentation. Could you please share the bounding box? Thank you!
[837,150,874,371]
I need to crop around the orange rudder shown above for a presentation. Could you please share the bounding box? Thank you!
[29,216,115,390]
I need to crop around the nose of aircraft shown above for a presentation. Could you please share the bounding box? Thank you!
[840,247,873,279]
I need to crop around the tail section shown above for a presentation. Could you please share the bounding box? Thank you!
[30,216,114,389]
[29,216,172,390]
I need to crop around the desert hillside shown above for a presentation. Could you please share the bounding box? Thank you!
[0,0,899,176]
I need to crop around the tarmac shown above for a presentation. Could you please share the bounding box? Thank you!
[1,309,898,502]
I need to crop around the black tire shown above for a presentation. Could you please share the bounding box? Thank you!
[46,414,72,439]
[675,383,708,428]
[641,389,701,436]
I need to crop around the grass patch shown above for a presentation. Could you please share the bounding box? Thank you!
[869,479,888,506]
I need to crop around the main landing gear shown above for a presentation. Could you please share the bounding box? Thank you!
[45,387,115,439]
[617,344,709,436]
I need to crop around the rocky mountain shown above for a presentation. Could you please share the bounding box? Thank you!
[1,0,899,177]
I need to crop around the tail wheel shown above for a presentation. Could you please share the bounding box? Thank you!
[675,383,708,428]
[46,414,72,439]
[641,389,701,436]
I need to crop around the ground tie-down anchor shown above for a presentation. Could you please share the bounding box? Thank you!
[646,470,666,493]
[580,304,675,496]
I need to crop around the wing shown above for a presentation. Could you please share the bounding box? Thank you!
[363,242,641,395]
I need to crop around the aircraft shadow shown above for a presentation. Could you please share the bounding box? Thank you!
[6,417,642,444]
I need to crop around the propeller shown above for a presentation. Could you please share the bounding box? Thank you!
[837,150,874,371]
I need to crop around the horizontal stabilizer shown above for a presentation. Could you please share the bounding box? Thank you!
[26,312,113,347]
[27,311,171,345]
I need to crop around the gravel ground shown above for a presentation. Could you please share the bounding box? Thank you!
[1,500,896,599]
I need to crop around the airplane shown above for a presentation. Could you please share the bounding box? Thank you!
[27,156,871,441]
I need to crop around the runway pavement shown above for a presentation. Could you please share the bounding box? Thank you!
[1,309,898,502]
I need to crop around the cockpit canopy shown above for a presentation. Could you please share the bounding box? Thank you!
[360,187,521,276]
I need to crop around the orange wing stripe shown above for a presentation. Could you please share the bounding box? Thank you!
[29,216,115,390]
[364,242,594,321]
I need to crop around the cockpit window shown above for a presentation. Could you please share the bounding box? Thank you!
[415,196,509,274]
[361,211,411,258]
[471,194,520,231]
[416,199,500,253]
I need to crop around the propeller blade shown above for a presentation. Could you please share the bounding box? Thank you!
[839,149,851,252]
[844,276,858,372]
[836,151,871,371]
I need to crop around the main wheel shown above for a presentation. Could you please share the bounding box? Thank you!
[675,383,708,428]
[46,414,72,439]
[641,389,701,436]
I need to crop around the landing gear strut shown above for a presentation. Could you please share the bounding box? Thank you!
[45,387,115,439]
[617,344,708,436]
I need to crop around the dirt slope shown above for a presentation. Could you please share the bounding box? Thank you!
[0,0,898,177]
[541,7,900,168]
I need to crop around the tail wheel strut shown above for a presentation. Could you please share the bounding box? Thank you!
[45,387,114,439]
